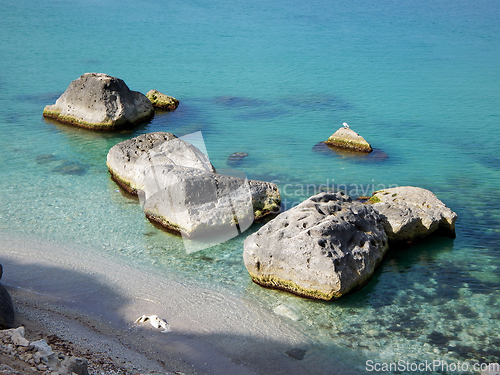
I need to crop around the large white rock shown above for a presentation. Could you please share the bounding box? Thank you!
[43,73,154,130]
[106,132,216,195]
[243,192,388,300]
[141,165,274,238]
[368,186,457,245]
[107,132,281,247]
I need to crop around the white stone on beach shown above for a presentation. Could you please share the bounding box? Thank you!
[31,339,54,359]
[3,326,29,347]
[135,314,171,333]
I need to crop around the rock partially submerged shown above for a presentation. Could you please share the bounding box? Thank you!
[146,89,179,111]
[106,132,215,195]
[243,192,388,300]
[107,132,281,237]
[0,264,15,329]
[368,186,457,246]
[325,127,373,153]
[142,165,280,237]
[227,152,249,167]
[43,73,154,130]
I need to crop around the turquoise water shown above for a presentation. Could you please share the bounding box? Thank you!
[1,0,500,373]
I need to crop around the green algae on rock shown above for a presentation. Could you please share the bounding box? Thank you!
[146,89,179,111]
[43,73,154,130]
[325,127,373,152]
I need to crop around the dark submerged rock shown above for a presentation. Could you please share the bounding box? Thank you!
[51,160,87,176]
[285,348,306,360]
[227,152,249,167]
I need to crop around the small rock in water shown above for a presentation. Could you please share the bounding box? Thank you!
[273,304,302,321]
[324,126,373,153]
[146,89,179,111]
[36,154,59,164]
[51,160,87,176]
[227,152,249,167]
[285,348,306,360]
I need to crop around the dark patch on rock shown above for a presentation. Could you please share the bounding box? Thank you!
[0,264,15,329]
[285,348,306,360]
[227,152,249,167]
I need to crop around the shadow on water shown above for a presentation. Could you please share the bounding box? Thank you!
[312,142,389,164]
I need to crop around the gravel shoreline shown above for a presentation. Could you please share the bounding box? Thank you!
[1,297,182,375]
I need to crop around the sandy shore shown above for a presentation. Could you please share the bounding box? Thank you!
[0,233,361,375]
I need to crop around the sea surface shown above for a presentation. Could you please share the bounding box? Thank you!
[1,0,499,373]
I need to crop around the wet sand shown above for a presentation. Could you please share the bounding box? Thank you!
[0,232,361,375]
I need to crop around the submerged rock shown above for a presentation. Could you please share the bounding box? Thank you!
[243,192,388,300]
[106,132,215,194]
[324,126,372,153]
[227,152,249,167]
[368,186,457,246]
[35,154,59,164]
[0,264,15,329]
[51,160,87,176]
[146,89,179,111]
[285,348,307,361]
[43,73,154,130]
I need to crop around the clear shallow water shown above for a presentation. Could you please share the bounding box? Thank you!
[1,0,499,373]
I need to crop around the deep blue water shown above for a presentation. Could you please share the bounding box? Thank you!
[1,0,499,373]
